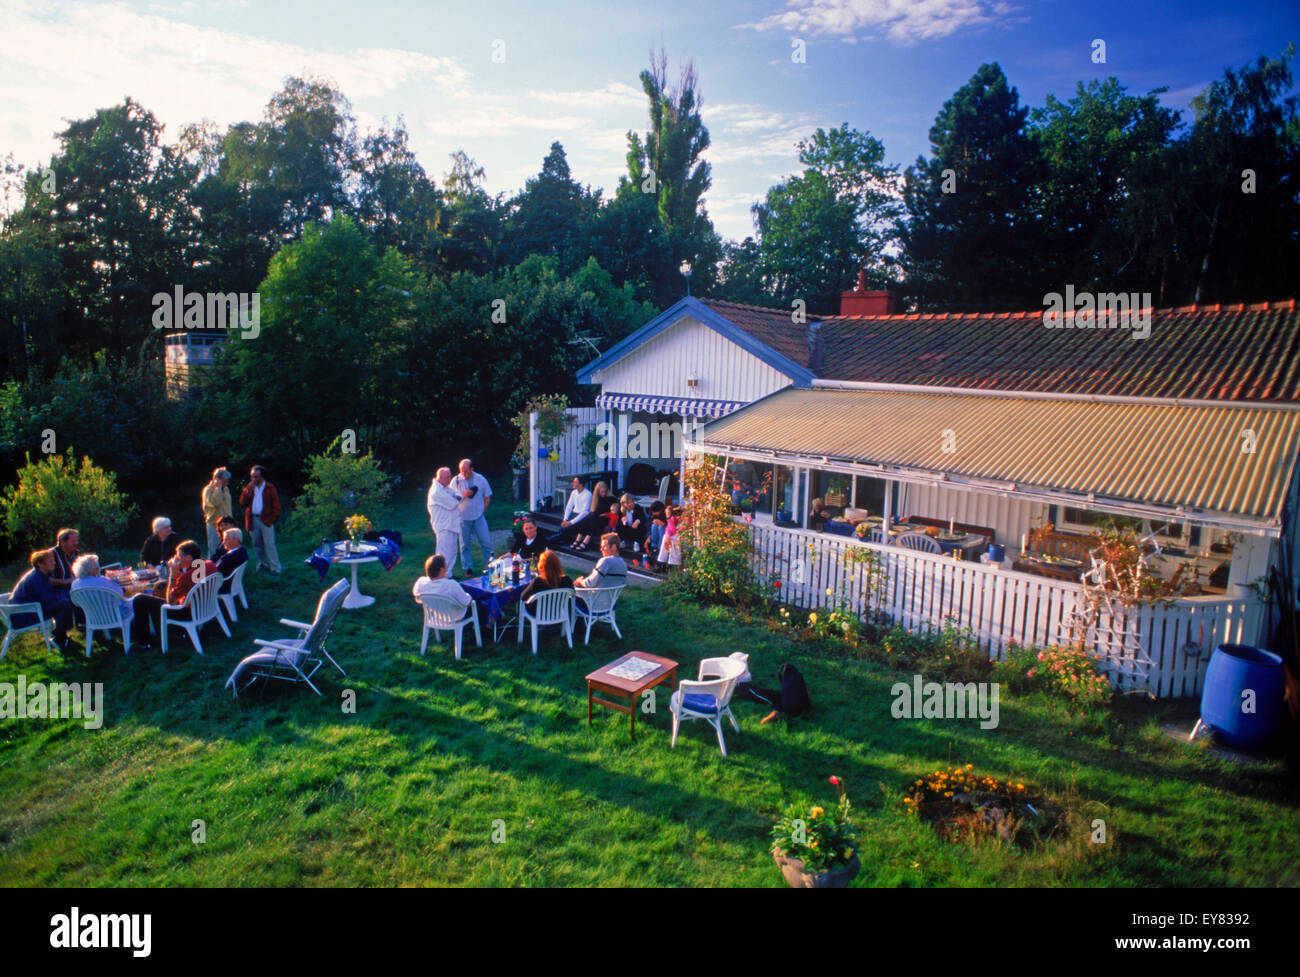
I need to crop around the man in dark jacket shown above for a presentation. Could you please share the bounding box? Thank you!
[214,528,249,595]
[11,549,74,648]
[239,465,282,574]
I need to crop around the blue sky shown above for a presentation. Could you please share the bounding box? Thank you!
[1,0,1297,239]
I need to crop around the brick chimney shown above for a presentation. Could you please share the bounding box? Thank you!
[839,269,897,316]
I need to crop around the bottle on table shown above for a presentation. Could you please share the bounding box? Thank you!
[512,554,521,584]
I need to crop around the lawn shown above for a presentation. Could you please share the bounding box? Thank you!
[1,486,1297,886]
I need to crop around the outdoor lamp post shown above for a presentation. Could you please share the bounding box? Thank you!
[680,260,693,297]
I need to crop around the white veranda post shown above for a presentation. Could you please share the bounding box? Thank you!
[529,411,538,511]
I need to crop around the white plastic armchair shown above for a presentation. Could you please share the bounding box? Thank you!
[160,572,228,655]
[418,593,482,660]
[69,587,133,657]
[519,588,574,655]
[218,561,250,623]
[0,593,57,658]
[572,584,625,645]
[669,656,747,758]
[897,532,943,554]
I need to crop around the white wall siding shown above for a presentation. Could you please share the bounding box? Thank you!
[592,315,794,404]
[898,482,1045,547]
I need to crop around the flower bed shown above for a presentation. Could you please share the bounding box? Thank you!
[903,765,1066,848]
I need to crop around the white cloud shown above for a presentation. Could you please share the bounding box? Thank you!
[739,0,1016,44]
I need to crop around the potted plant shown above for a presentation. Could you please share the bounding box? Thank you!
[770,776,859,887]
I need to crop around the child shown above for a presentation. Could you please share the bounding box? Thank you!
[647,500,668,566]
[658,505,683,568]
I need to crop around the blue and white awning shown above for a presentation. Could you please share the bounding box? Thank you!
[596,392,747,419]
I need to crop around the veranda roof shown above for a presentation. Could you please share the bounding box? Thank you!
[688,386,1300,534]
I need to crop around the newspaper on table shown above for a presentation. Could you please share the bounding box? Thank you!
[606,656,662,682]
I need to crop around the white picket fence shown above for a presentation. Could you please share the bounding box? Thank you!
[528,407,603,511]
[748,521,1264,699]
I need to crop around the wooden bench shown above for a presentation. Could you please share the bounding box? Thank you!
[1028,527,1100,562]
[899,515,998,543]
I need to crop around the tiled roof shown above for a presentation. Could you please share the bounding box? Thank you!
[698,299,811,370]
[818,300,1300,403]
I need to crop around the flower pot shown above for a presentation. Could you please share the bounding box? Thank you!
[773,850,860,888]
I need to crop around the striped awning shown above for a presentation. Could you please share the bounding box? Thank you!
[596,392,747,419]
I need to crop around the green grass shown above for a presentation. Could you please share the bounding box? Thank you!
[1,486,1297,886]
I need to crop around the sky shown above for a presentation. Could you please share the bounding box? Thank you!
[1,0,1297,241]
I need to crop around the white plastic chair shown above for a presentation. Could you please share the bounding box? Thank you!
[160,572,229,655]
[519,588,574,655]
[572,584,625,644]
[0,593,57,658]
[218,561,250,622]
[634,474,671,510]
[69,586,133,657]
[669,657,747,758]
[418,593,482,659]
[897,532,943,554]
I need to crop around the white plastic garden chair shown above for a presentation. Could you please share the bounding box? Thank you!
[572,584,625,645]
[669,656,747,758]
[69,586,133,657]
[225,580,349,697]
[160,572,228,655]
[418,593,482,659]
[0,593,57,659]
[217,561,250,623]
[518,588,574,654]
[897,532,943,554]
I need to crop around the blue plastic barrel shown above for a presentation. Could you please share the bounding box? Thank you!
[1199,644,1285,750]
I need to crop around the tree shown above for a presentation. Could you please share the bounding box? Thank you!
[504,141,595,272]
[899,63,1044,310]
[1030,78,1181,296]
[438,150,505,274]
[749,124,901,313]
[206,215,415,473]
[353,118,446,269]
[616,51,723,306]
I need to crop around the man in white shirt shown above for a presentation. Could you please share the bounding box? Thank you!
[412,554,473,612]
[426,467,463,575]
[547,476,592,549]
[452,458,493,574]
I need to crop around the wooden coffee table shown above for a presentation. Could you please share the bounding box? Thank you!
[586,652,679,740]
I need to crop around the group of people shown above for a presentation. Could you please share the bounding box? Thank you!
[5,464,280,652]
[412,531,628,629]
[8,521,249,651]
[549,477,682,568]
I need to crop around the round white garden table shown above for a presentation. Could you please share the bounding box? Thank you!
[332,541,380,608]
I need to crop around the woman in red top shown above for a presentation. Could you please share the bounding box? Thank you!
[134,540,218,648]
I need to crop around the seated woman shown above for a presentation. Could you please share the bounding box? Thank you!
[510,516,548,561]
[519,549,573,605]
[140,517,180,568]
[131,540,217,648]
[614,493,648,552]
[571,481,615,551]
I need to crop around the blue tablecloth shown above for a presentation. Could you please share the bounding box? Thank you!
[305,536,402,580]
[934,533,989,557]
[460,574,530,627]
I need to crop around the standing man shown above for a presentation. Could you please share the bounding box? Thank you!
[202,468,233,558]
[239,465,282,574]
[426,467,463,575]
[452,458,493,574]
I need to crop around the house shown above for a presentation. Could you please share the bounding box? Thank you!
[548,278,1300,696]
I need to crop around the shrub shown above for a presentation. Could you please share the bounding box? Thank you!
[672,455,760,605]
[879,619,993,683]
[994,643,1113,710]
[0,449,136,552]
[292,439,393,541]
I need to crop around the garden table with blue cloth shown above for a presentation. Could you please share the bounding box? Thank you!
[460,572,531,642]
[933,533,989,558]
[305,535,402,610]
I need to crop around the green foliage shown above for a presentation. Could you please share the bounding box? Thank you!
[669,457,761,606]
[771,777,857,872]
[0,449,136,551]
[993,643,1114,711]
[880,619,993,684]
[291,438,393,541]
